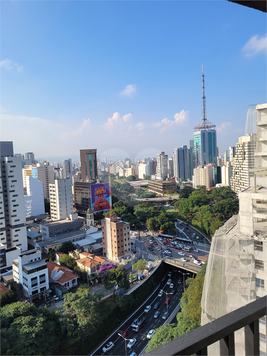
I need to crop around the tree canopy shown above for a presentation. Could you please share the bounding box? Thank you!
[132,259,148,273]
[57,241,76,254]
[174,186,239,237]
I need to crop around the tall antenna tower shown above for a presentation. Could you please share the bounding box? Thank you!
[194,65,216,131]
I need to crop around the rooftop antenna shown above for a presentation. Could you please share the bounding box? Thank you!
[202,64,207,128]
[194,65,216,131]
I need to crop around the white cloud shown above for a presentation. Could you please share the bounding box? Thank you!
[123,113,132,122]
[104,112,133,130]
[0,59,23,72]
[120,84,136,97]
[242,34,267,57]
[59,118,91,140]
[217,121,231,133]
[153,110,188,133]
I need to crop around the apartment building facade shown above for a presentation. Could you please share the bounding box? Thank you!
[101,216,131,261]
[49,178,73,221]
[13,249,49,298]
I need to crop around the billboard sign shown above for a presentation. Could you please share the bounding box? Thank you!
[91,183,111,213]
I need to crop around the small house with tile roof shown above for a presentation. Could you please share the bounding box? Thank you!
[46,261,78,297]
[76,252,106,276]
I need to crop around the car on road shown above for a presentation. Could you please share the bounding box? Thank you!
[194,259,201,265]
[178,279,182,284]
[170,289,176,294]
[162,311,169,320]
[53,295,59,301]
[127,338,137,349]
[154,302,160,309]
[156,247,161,251]
[178,252,185,256]
[165,297,171,305]
[158,290,164,297]
[147,329,156,339]
[181,257,188,262]
[167,278,171,285]
[131,318,138,327]
[121,329,129,338]
[154,241,158,245]
[168,271,172,277]
[102,342,114,353]
[144,305,151,313]
[169,283,174,289]
[154,310,160,318]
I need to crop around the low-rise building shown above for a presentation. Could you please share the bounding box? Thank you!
[147,180,177,195]
[40,217,85,239]
[12,249,49,299]
[76,252,106,276]
[46,261,78,297]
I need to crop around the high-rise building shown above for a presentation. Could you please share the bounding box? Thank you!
[168,157,174,177]
[33,162,55,199]
[173,146,188,180]
[188,139,195,180]
[201,103,267,356]
[0,142,28,268]
[62,159,72,179]
[221,162,233,186]
[101,216,131,261]
[80,149,98,181]
[194,66,217,167]
[138,163,150,179]
[24,176,45,218]
[156,152,168,180]
[49,178,73,221]
[230,133,256,193]
[73,181,91,212]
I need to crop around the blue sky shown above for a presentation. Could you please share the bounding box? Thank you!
[1,1,266,162]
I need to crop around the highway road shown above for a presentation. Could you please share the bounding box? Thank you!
[92,269,192,356]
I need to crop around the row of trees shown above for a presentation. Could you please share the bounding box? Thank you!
[1,286,105,355]
[174,186,239,237]
[146,264,207,353]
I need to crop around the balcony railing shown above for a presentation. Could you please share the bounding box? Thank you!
[146,295,267,356]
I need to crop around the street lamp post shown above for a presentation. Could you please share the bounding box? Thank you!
[118,333,131,356]
[160,289,173,315]
[178,271,190,291]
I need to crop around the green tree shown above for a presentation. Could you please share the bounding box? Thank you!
[61,288,101,349]
[214,198,239,219]
[48,248,56,261]
[6,280,24,300]
[0,290,17,307]
[160,221,176,235]
[113,201,128,216]
[179,186,194,199]
[1,302,61,355]
[116,294,134,312]
[59,255,77,270]
[146,324,180,353]
[132,259,147,273]
[146,217,159,231]
[57,241,76,254]
[176,273,205,336]
[126,175,136,181]
[129,272,135,282]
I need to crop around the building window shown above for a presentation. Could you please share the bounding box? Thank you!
[260,333,266,343]
[254,241,263,251]
[39,274,46,284]
[256,278,264,288]
[260,316,266,325]
[255,259,264,270]
[31,277,38,287]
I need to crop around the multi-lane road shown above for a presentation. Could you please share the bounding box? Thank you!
[92,269,191,356]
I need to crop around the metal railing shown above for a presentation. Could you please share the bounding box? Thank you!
[146,295,267,356]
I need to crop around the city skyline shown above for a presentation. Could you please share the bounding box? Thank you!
[1,1,266,160]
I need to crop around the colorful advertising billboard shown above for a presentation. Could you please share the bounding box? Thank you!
[91,183,111,214]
